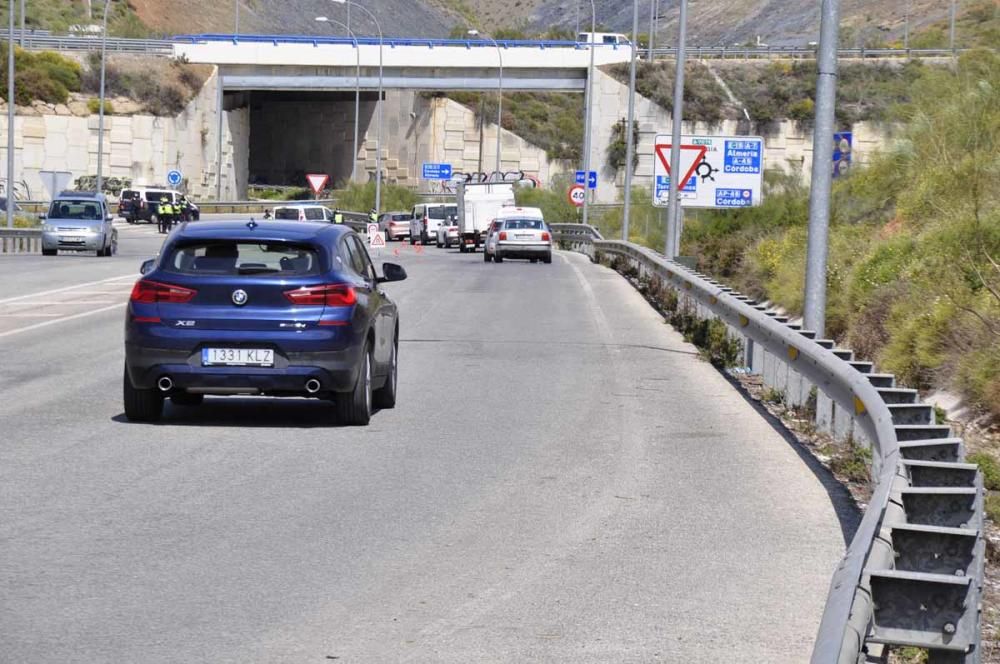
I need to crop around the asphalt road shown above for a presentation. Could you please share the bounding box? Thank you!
[0,219,850,662]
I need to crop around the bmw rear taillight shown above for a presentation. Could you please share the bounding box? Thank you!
[130,280,197,304]
[284,284,357,307]
[541,232,551,242]
[499,231,507,241]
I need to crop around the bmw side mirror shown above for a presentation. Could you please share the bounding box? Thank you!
[140,258,155,275]
[379,262,407,283]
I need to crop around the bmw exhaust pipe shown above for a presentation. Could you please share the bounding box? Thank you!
[305,378,322,394]
[157,376,174,392]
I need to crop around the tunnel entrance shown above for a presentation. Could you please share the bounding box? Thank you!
[247,90,377,189]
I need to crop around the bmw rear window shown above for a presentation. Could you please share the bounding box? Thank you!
[165,241,321,276]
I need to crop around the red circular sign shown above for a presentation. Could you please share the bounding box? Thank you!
[568,184,586,207]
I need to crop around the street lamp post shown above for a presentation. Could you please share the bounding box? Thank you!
[622,0,639,241]
[468,30,503,176]
[333,0,382,215]
[581,0,596,227]
[648,0,655,59]
[6,0,14,227]
[96,0,112,196]
[315,16,361,184]
[234,0,240,37]
[802,0,840,337]
[665,0,689,258]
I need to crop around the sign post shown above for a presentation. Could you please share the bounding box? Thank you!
[652,134,764,210]
[306,173,329,200]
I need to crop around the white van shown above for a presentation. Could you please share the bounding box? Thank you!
[409,203,457,246]
[578,32,631,46]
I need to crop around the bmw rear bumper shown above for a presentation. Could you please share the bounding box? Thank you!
[125,343,362,394]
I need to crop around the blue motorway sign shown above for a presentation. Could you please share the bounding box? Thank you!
[723,140,761,174]
[715,188,754,208]
[422,163,453,180]
[575,170,597,189]
[166,169,183,187]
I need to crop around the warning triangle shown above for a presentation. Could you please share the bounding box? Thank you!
[370,232,386,248]
[306,173,329,195]
[654,144,708,192]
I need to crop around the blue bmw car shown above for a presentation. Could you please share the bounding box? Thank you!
[123,219,406,425]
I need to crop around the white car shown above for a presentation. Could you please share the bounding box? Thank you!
[435,218,459,248]
[273,204,335,222]
[485,207,552,264]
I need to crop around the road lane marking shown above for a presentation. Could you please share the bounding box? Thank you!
[0,274,138,305]
[0,313,65,318]
[2,300,117,306]
[0,303,126,339]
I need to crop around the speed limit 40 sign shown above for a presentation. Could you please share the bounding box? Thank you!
[568,184,586,207]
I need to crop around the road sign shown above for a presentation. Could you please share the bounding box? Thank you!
[166,169,183,187]
[653,134,764,209]
[38,170,73,201]
[306,173,329,195]
[422,163,453,180]
[568,184,586,207]
[575,170,597,189]
[367,223,385,250]
[833,131,852,177]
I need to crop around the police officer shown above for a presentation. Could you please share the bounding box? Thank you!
[178,196,189,223]
[157,197,171,233]
[333,208,344,224]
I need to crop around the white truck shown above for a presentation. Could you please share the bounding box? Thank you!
[455,182,516,253]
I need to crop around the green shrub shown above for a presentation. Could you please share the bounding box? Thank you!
[967,452,1000,491]
[87,98,114,115]
[0,45,81,105]
[336,181,418,214]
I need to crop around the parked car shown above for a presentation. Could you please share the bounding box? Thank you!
[118,188,197,224]
[378,211,411,241]
[409,203,457,246]
[272,204,336,222]
[435,217,459,248]
[482,219,504,263]
[123,220,407,425]
[484,207,551,264]
[40,191,117,257]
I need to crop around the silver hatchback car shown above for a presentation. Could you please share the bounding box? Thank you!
[40,191,118,257]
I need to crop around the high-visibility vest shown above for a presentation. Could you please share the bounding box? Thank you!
[369,212,378,222]
[158,201,170,215]
[334,213,344,224]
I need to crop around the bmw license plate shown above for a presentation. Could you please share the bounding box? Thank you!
[202,348,274,367]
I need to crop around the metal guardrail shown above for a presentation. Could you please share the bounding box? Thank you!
[650,45,972,60]
[8,35,175,55]
[549,223,985,664]
[0,228,41,254]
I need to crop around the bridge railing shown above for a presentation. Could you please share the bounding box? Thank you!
[549,223,986,664]
[172,33,631,52]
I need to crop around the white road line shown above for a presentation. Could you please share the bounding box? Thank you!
[0,303,126,339]
[1,300,117,306]
[0,313,65,318]
[0,274,137,305]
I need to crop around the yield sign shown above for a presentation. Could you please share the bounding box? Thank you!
[654,143,708,192]
[306,173,329,195]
